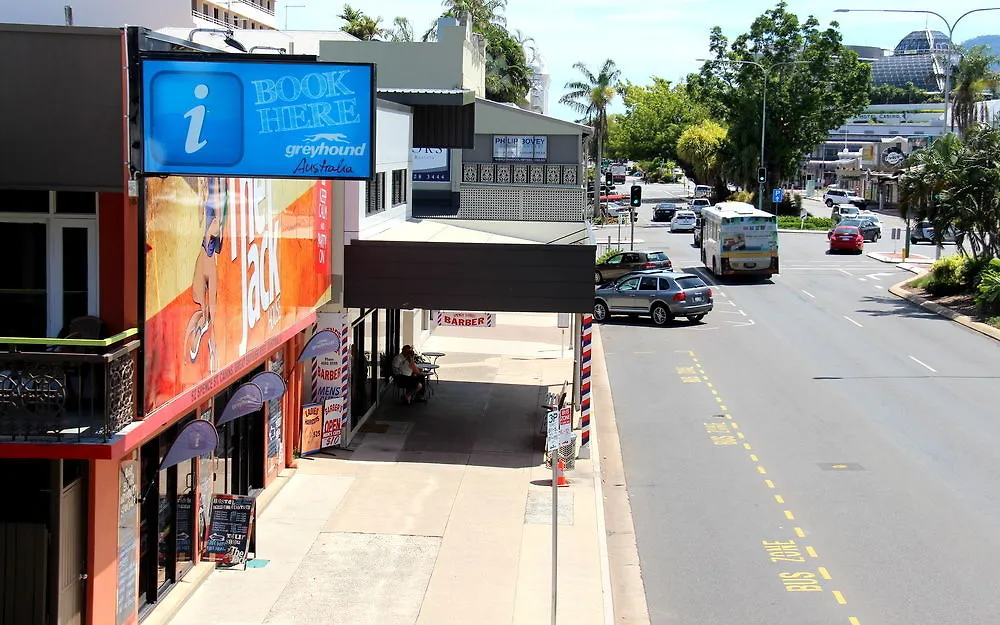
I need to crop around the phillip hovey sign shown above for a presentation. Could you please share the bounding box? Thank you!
[142,58,375,179]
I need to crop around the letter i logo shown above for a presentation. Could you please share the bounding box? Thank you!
[184,84,210,154]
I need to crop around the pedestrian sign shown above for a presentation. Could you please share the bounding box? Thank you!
[772,188,784,203]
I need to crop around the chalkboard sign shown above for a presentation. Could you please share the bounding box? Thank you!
[116,460,139,625]
[176,493,194,562]
[203,493,255,565]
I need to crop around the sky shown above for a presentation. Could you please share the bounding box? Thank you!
[278,1,1000,122]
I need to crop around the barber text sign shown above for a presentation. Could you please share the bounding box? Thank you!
[435,311,496,327]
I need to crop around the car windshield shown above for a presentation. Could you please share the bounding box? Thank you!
[676,276,707,289]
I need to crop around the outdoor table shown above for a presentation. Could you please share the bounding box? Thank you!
[416,363,439,397]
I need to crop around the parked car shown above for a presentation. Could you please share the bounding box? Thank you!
[594,250,673,284]
[606,203,636,219]
[831,204,860,223]
[828,225,864,254]
[823,188,867,208]
[693,216,703,247]
[594,271,714,326]
[653,202,684,222]
[830,217,880,242]
[671,210,698,232]
[689,198,711,215]
[910,221,957,244]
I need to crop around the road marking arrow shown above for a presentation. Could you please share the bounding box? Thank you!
[865,272,895,281]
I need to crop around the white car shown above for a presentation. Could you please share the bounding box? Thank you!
[671,210,698,232]
[823,188,866,208]
[689,198,711,215]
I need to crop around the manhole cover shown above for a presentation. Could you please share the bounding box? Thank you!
[818,463,865,471]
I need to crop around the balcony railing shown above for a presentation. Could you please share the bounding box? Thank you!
[0,330,139,443]
[462,162,581,186]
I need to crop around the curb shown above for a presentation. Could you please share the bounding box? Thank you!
[590,326,651,625]
[778,228,827,234]
[587,372,616,625]
[868,252,933,264]
[889,278,1000,342]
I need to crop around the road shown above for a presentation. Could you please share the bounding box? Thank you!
[600,182,1000,624]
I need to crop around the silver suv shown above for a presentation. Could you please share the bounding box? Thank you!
[593,271,713,326]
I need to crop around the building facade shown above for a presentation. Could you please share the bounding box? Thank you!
[3,0,277,31]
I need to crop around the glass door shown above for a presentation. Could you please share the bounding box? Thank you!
[0,220,47,337]
[51,219,98,337]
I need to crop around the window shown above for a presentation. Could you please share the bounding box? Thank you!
[366,172,386,216]
[391,169,407,206]
[618,277,640,291]
[639,277,659,291]
[604,254,623,265]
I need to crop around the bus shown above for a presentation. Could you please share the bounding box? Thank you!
[699,202,779,277]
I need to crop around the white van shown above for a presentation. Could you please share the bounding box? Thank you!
[694,185,712,199]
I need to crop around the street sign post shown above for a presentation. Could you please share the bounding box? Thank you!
[772,188,784,204]
[544,409,560,625]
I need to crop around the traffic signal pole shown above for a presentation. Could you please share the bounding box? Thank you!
[630,184,642,251]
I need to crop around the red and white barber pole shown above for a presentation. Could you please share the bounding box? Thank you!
[580,314,593,446]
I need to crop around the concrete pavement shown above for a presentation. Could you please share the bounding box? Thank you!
[163,313,618,625]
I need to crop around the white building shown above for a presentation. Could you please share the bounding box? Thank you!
[4,0,277,30]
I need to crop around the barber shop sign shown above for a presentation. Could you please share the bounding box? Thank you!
[435,311,496,327]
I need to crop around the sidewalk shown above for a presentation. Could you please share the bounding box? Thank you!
[164,313,607,625]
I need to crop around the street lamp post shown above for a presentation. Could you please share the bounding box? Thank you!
[836,8,1000,259]
[697,58,810,213]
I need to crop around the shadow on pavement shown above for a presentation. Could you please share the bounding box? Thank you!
[855,294,941,319]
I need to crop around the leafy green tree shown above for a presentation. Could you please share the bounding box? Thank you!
[561,59,620,218]
[485,32,532,103]
[608,78,709,162]
[952,46,1000,135]
[337,4,383,40]
[387,16,415,42]
[689,2,870,193]
[676,120,728,195]
[869,82,942,105]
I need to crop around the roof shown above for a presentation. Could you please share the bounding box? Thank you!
[365,219,540,244]
[475,98,592,136]
[378,87,476,107]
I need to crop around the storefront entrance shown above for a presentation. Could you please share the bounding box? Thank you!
[350,309,401,430]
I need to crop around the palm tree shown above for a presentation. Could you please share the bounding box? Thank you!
[485,34,531,103]
[337,4,383,40]
[387,16,414,42]
[512,29,537,65]
[441,0,507,32]
[560,59,621,216]
[951,46,999,135]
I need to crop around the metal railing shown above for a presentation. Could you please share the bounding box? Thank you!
[0,329,140,442]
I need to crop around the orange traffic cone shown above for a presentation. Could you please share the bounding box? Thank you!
[556,458,569,487]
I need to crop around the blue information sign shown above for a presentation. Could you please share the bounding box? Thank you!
[772,188,784,203]
[141,58,375,179]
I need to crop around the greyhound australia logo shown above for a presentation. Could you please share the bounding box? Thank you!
[286,132,367,158]
[304,133,350,143]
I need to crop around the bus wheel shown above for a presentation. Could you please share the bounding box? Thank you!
[651,304,672,326]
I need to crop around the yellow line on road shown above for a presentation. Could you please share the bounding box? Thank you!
[773,494,783,503]
[751,454,760,463]
[715,397,723,403]
[743,443,752,450]
[833,590,847,605]
[764,479,775,488]
[711,389,718,395]
[806,546,819,558]
[849,617,861,625]
[731,422,739,429]
[720,405,728,411]
[784,510,795,520]
[737,432,745,439]
[794,527,806,538]
[757,466,767,474]
[705,381,713,387]
[724,413,732,419]
[818,567,832,580]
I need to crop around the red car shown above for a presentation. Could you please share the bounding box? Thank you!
[828,225,864,254]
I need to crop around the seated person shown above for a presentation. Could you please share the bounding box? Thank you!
[391,345,426,404]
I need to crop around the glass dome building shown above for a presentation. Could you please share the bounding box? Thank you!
[871,29,951,91]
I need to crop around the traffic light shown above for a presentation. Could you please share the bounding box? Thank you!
[605,171,613,186]
[630,185,642,207]
[757,167,767,184]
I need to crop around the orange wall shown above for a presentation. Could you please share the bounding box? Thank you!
[98,192,139,335]
[89,457,126,625]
